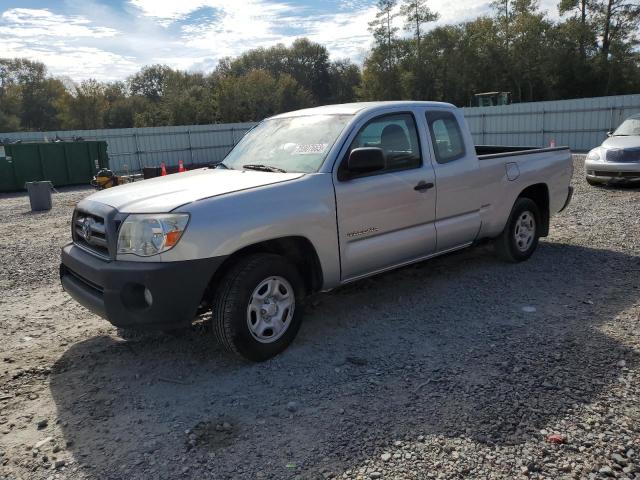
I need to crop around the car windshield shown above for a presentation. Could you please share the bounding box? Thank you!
[223,114,353,173]
[613,115,640,136]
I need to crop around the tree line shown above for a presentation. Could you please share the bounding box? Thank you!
[0,0,638,132]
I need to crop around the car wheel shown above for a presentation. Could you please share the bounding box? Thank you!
[116,327,160,341]
[211,253,304,361]
[495,197,541,263]
[586,177,602,186]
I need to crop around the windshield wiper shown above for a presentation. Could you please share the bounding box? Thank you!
[242,164,287,173]
[211,162,230,169]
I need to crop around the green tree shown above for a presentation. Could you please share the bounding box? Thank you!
[364,0,404,100]
[214,70,311,123]
[128,65,172,101]
[490,0,553,102]
[558,0,595,60]
[399,0,439,71]
[368,0,399,72]
[593,0,640,94]
[275,73,313,112]
[215,39,334,104]
[327,60,362,103]
[163,70,216,125]
[59,79,107,130]
[104,96,150,129]
[0,59,66,130]
[0,63,21,131]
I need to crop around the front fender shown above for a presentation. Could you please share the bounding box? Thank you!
[162,174,341,288]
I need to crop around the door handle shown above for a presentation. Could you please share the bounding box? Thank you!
[414,181,434,192]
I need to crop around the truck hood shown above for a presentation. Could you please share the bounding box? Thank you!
[86,168,304,213]
[602,135,640,150]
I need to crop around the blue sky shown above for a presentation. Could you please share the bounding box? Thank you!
[0,0,560,82]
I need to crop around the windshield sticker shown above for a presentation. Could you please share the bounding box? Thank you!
[293,143,328,155]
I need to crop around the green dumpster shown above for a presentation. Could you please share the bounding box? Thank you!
[0,141,109,192]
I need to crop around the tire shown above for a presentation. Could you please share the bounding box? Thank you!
[586,177,602,186]
[494,197,541,263]
[116,327,158,341]
[211,253,304,362]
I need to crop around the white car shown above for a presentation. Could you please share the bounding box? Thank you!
[585,114,640,185]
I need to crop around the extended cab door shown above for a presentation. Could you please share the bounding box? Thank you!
[333,110,437,281]
[423,109,483,251]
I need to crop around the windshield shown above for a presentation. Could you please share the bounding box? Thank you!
[613,115,640,136]
[223,114,353,173]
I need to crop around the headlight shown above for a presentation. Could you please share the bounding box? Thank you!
[117,214,189,257]
[586,148,601,161]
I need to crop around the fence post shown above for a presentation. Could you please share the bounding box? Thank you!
[609,107,615,133]
[133,132,142,171]
[187,129,194,165]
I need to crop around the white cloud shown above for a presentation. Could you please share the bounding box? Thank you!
[128,0,215,23]
[180,3,301,59]
[0,8,137,81]
[133,0,378,63]
[0,39,138,81]
[0,8,117,38]
[290,8,378,61]
[428,0,561,23]
[129,0,296,27]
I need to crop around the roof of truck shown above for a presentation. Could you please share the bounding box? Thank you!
[270,101,456,119]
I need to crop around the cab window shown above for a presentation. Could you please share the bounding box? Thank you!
[425,111,466,163]
[339,112,422,180]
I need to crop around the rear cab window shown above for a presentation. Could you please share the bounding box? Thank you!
[425,111,466,163]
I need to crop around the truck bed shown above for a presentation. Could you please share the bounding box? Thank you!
[476,145,570,160]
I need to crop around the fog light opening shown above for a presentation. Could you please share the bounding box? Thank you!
[144,287,153,307]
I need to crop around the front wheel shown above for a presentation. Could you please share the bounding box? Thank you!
[586,177,603,186]
[211,254,304,361]
[494,198,541,262]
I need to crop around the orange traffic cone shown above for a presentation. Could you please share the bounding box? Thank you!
[178,159,186,172]
[161,162,167,176]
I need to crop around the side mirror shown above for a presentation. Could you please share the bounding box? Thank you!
[607,131,613,137]
[347,147,386,175]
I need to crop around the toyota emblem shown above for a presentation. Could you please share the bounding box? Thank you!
[82,217,93,242]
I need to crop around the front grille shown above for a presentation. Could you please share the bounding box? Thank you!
[606,149,640,163]
[592,170,640,178]
[73,210,110,258]
[620,149,640,163]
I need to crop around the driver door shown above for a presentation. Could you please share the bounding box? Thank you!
[333,111,437,281]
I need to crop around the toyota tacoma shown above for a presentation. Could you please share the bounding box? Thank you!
[60,101,574,361]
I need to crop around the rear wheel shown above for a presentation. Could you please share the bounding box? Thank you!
[495,198,541,262]
[211,253,304,361]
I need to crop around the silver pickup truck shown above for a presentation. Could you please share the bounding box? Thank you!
[60,101,573,361]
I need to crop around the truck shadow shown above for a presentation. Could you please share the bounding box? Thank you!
[49,241,640,479]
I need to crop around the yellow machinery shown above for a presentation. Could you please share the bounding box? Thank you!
[90,169,128,190]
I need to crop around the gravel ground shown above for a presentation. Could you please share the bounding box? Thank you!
[0,155,639,480]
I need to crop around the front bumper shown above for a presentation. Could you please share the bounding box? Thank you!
[60,243,225,330]
[585,159,640,182]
